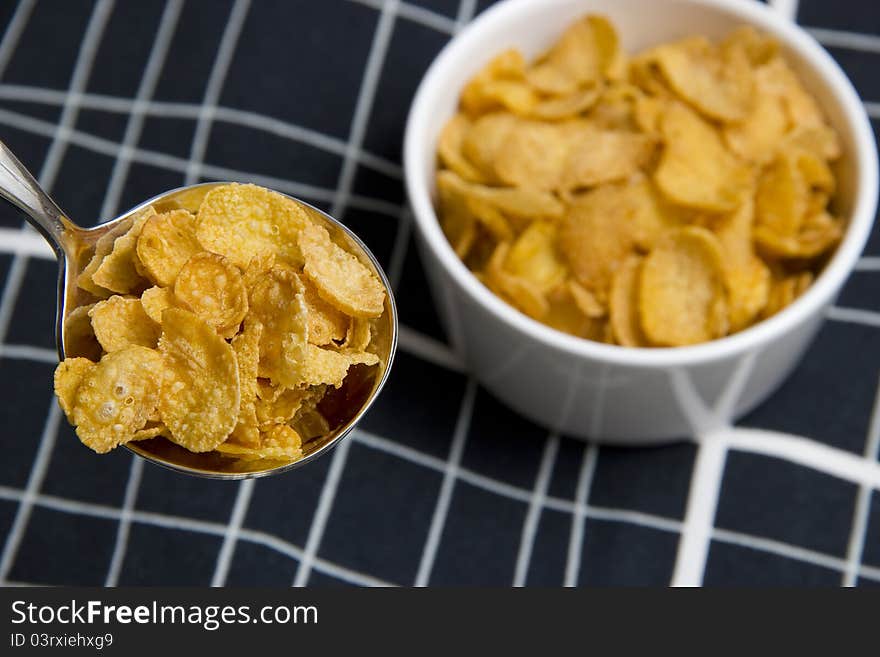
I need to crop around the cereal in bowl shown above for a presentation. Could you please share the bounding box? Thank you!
[435,16,842,347]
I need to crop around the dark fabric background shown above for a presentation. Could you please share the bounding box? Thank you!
[0,0,877,587]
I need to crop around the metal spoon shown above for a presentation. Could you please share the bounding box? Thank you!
[0,140,397,480]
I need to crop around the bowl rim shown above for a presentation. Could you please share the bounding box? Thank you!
[403,0,879,368]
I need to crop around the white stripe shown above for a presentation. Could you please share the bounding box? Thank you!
[712,528,848,575]
[0,401,62,580]
[292,439,351,586]
[0,0,36,77]
[0,256,30,345]
[457,467,533,504]
[826,305,880,329]
[331,0,398,218]
[354,427,448,471]
[0,1,112,584]
[211,478,255,587]
[513,434,558,586]
[808,27,880,54]
[38,0,114,193]
[104,458,143,586]
[400,1,456,34]
[767,0,800,21]
[0,0,114,348]
[359,425,683,537]
[99,0,183,220]
[727,427,880,489]
[0,106,404,218]
[0,343,57,363]
[387,208,412,290]
[454,0,477,30]
[583,504,683,535]
[0,84,403,179]
[185,0,250,185]
[350,0,456,35]
[842,373,880,586]
[856,256,880,271]
[0,227,53,258]
[563,445,598,586]
[671,432,728,586]
[396,324,464,372]
[414,378,477,586]
[0,484,394,587]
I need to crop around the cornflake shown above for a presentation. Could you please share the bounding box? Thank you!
[53,183,387,466]
[436,15,842,348]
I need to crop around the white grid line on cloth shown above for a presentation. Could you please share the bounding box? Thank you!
[842,372,880,586]
[671,432,728,586]
[211,478,255,587]
[350,0,456,36]
[0,106,404,218]
[293,0,399,587]
[513,434,558,586]
[414,377,477,586]
[0,343,57,364]
[727,427,880,489]
[99,0,183,220]
[826,305,880,329]
[292,440,352,587]
[0,485,394,587]
[573,503,682,535]
[353,426,678,535]
[184,0,250,185]
[808,27,880,54]
[0,400,62,581]
[0,84,403,180]
[711,527,880,583]
[104,458,143,587]
[767,0,800,21]
[0,227,49,257]
[330,0,399,218]
[670,349,755,586]
[855,256,880,271]
[563,444,598,587]
[0,421,877,586]
[101,0,184,590]
[0,0,115,584]
[454,0,478,31]
[386,207,412,289]
[0,0,34,76]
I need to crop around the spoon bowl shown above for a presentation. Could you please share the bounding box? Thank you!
[0,141,397,479]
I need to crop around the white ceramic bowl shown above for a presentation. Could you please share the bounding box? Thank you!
[404,0,878,444]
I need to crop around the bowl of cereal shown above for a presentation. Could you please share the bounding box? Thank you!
[404,0,878,443]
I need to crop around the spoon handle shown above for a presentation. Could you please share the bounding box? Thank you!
[0,140,70,258]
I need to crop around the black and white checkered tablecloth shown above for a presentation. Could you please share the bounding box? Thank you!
[0,0,877,587]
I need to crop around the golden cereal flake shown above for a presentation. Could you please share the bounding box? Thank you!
[136,209,202,287]
[173,252,248,338]
[196,183,311,269]
[89,295,161,352]
[299,224,385,319]
[71,346,163,453]
[158,308,240,452]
